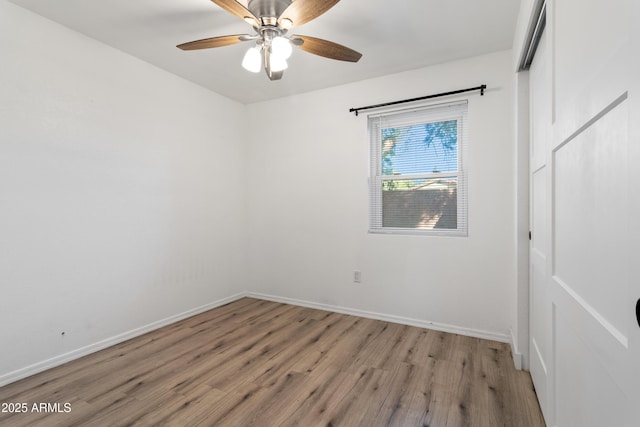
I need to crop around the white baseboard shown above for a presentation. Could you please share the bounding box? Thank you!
[246,292,510,344]
[0,292,246,388]
[510,328,523,370]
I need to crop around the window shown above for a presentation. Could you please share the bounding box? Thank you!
[369,101,468,235]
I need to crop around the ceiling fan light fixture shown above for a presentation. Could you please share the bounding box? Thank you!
[279,18,293,29]
[271,36,292,59]
[242,46,262,73]
[270,54,288,72]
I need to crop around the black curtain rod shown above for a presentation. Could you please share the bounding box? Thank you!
[349,84,486,116]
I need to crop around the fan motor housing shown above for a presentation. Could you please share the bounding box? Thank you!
[247,0,292,19]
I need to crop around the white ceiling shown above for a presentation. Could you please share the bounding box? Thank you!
[7,0,521,104]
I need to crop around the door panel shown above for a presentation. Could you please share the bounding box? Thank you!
[554,99,629,338]
[530,165,548,409]
[531,169,546,255]
[528,1,640,425]
[554,0,631,130]
[529,0,640,425]
[528,29,551,421]
[555,310,630,427]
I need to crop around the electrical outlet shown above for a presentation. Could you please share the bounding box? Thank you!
[353,270,362,283]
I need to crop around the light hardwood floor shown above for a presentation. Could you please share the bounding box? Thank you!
[0,298,545,426]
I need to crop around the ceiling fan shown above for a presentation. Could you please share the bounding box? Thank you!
[177,0,362,80]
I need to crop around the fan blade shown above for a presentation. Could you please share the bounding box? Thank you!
[177,34,249,51]
[278,0,341,28]
[210,0,259,27]
[293,35,362,62]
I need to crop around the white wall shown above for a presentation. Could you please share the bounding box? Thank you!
[0,0,521,385]
[245,50,516,340]
[0,1,247,384]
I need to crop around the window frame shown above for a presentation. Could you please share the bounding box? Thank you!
[368,100,468,236]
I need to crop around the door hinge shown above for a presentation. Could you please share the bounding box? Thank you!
[529,231,532,241]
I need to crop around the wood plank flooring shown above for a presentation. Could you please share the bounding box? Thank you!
[0,298,545,426]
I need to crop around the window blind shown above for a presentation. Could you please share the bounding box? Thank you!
[369,101,468,235]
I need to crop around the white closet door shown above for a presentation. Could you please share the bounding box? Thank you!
[531,0,640,425]
[528,28,552,422]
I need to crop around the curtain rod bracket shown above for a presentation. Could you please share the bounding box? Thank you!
[349,84,486,116]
